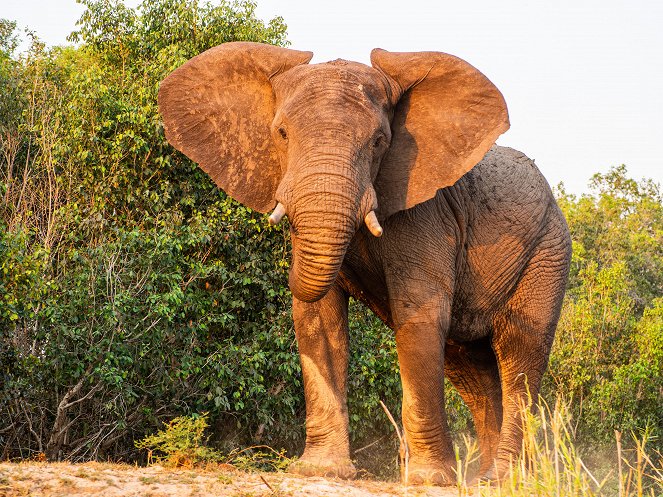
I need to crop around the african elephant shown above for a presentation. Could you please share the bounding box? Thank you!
[158,42,571,485]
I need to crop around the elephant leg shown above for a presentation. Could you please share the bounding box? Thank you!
[393,297,456,486]
[288,283,356,479]
[444,338,503,478]
[486,248,568,481]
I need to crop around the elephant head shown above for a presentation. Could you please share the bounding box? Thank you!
[158,42,509,302]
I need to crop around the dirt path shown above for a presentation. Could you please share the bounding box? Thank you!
[0,462,461,497]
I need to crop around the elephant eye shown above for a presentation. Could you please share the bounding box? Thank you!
[278,127,288,140]
[373,135,383,148]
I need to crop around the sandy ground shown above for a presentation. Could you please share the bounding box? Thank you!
[0,462,463,497]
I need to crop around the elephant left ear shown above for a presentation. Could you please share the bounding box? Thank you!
[371,49,509,218]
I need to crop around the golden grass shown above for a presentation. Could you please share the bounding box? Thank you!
[452,399,663,497]
[0,399,660,496]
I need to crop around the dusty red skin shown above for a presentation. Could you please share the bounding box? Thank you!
[159,42,571,485]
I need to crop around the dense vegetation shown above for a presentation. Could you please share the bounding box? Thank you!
[1,0,661,477]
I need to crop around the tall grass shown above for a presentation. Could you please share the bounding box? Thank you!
[453,399,662,497]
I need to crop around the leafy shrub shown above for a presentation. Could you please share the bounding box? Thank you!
[0,0,302,462]
[0,0,660,474]
[135,412,293,471]
[135,413,221,467]
[545,168,663,448]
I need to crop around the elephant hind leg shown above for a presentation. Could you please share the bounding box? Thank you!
[487,243,569,481]
[444,337,503,479]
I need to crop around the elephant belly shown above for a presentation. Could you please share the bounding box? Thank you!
[445,147,555,341]
[448,305,494,342]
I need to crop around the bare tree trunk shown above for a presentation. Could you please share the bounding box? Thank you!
[45,366,98,460]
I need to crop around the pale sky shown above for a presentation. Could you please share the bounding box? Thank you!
[4,0,662,194]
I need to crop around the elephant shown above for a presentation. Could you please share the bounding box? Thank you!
[157,41,571,485]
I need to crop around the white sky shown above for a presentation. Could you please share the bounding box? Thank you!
[4,0,662,194]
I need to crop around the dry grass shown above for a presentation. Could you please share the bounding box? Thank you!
[1,400,660,497]
[453,399,663,497]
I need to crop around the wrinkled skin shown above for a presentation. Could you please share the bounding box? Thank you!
[158,42,572,485]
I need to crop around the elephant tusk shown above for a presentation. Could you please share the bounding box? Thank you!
[364,210,383,237]
[268,202,286,226]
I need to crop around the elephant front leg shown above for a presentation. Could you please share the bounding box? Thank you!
[288,284,356,479]
[394,299,456,486]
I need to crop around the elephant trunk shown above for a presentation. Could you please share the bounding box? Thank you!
[289,220,351,302]
[285,160,362,303]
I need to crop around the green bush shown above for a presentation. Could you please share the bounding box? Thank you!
[0,0,402,464]
[545,168,663,446]
[0,0,660,472]
[135,413,222,466]
[0,0,302,462]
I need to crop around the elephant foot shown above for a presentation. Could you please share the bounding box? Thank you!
[403,461,455,486]
[288,454,357,480]
[472,460,512,485]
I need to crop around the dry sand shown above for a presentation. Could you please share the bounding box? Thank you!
[0,461,462,497]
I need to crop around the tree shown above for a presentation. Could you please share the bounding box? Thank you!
[545,167,663,445]
[1,0,661,466]
[1,0,301,461]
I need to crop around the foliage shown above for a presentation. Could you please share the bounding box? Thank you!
[0,0,661,480]
[0,0,304,462]
[545,169,663,448]
[135,413,222,467]
[222,445,294,472]
[557,166,662,311]
[135,412,293,471]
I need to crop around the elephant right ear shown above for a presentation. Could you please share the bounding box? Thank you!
[158,42,312,213]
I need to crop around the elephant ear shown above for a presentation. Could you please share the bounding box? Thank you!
[371,49,509,217]
[158,42,312,213]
